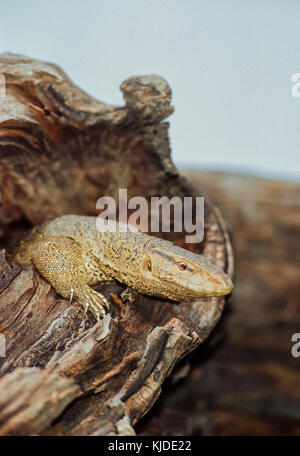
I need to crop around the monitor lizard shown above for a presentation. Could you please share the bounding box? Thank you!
[13,215,233,321]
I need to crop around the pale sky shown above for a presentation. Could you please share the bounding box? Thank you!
[1,0,299,181]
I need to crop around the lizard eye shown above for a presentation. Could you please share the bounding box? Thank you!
[147,260,152,271]
[177,262,187,271]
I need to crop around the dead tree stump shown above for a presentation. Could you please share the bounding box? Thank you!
[0,53,233,436]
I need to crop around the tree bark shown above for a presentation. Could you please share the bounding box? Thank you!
[0,54,233,436]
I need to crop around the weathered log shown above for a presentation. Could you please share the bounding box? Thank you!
[136,171,300,436]
[0,54,233,436]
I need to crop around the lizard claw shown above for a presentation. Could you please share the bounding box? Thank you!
[83,301,89,317]
[69,287,74,304]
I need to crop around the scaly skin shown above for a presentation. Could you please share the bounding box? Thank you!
[13,215,233,321]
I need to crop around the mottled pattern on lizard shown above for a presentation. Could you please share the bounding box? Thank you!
[13,215,233,321]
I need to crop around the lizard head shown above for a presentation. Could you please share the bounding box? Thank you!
[140,244,233,301]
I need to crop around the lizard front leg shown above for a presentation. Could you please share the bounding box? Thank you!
[30,236,110,321]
